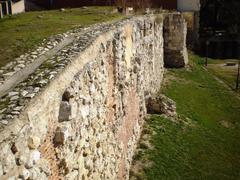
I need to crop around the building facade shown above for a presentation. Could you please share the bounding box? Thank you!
[0,0,25,18]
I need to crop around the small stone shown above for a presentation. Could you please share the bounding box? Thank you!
[0,163,3,176]
[10,95,19,101]
[80,105,90,119]
[39,159,51,176]
[26,150,41,168]
[11,111,20,115]
[19,168,30,180]
[6,115,14,119]
[0,120,9,125]
[33,87,40,93]
[29,167,40,179]
[13,67,21,71]
[39,80,47,85]
[3,71,15,79]
[31,55,37,59]
[28,136,41,149]
[16,154,28,166]
[17,64,25,68]
[25,93,35,99]
[6,176,15,180]
[89,84,96,95]
[53,127,69,146]
[0,108,7,114]
[17,60,25,64]
[62,90,74,101]
[37,15,43,19]
[49,74,55,79]
[13,106,23,111]
[58,101,71,122]
[21,90,28,97]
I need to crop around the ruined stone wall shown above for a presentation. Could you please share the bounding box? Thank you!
[163,13,188,68]
[0,15,165,180]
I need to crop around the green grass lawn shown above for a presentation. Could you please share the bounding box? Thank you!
[0,6,123,67]
[130,53,240,180]
[206,59,240,93]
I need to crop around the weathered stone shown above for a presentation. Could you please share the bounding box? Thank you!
[21,91,28,97]
[58,101,71,122]
[62,90,74,101]
[0,163,3,176]
[25,93,35,99]
[8,92,19,97]
[28,136,41,149]
[0,120,8,125]
[54,127,69,146]
[38,159,51,176]
[10,95,19,101]
[163,13,188,68]
[11,111,20,115]
[147,95,177,117]
[26,150,41,168]
[65,170,78,180]
[0,15,187,179]
[13,106,23,111]
[19,168,30,180]
[16,154,28,166]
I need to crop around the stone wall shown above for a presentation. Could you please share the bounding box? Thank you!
[163,13,188,68]
[0,15,166,180]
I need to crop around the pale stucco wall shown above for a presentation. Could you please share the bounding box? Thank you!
[12,0,25,14]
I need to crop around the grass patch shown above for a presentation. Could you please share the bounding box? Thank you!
[206,59,240,93]
[0,6,123,67]
[130,53,240,180]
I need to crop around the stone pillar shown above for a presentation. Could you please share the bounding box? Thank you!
[0,4,3,18]
[163,13,188,68]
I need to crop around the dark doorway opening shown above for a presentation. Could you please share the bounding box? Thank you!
[199,0,240,59]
